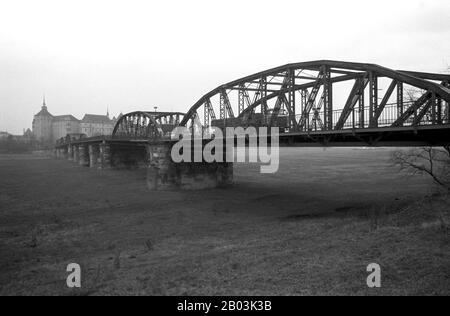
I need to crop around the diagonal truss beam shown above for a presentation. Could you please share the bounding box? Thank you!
[181,60,450,127]
[269,94,287,126]
[238,73,364,121]
[413,96,435,125]
[242,77,267,123]
[335,76,369,130]
[284,94,298,130]
[269,76,290,126]
[392,91,432,127]
[311,92,325,131]
[205,98,216,120]
[374,79,398,121]
[298,69,325,129]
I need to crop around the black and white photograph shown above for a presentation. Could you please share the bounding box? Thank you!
[0,0,449,300]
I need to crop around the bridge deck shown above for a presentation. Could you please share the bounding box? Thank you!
[56,124,450,148]
[279,124,450,147]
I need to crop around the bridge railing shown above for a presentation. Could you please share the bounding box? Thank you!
[295,102,449,132]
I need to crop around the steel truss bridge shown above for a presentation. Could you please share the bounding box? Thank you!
[52,60,450,190]
[61,60,450,147]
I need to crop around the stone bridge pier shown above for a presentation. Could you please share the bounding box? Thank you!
[55,148,68,159]
[146,142,233,191]
[99,142,112,169]
[73,145,80,163]
[58,140,233,191]
[67,145,74,161]
[89,144,100,168]
[61,142,111,169]
[78,145,89,167]
[110,144,147,169]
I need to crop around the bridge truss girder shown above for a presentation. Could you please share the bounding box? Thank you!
[112,111,185,140]
[179,60,450,132]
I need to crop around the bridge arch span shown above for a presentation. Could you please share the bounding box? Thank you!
[112,111,185,139]
[180,60,450,131]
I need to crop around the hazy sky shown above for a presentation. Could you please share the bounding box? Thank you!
[0,0,449,134]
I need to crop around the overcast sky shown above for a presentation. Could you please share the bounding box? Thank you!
[0,0,449,134]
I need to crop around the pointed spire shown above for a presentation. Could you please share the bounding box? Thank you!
[107,106,110,118]
[41,94,48,111]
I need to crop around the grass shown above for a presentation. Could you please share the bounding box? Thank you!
[0,148,449,296]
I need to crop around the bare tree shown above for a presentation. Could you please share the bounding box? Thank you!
[404,87,425,103]
[393,147,450,229]
[391,66,450,228]
[392,147,450,191]
[394,65,450,189]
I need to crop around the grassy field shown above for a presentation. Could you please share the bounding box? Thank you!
[0,148,449,296]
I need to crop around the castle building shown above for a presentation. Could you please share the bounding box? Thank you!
[32,98,116,144]
[32,98,53,144]
[52,115,81,140]
[81,114,115,137]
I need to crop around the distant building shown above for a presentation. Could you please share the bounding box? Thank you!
[32,98,53,144]
[0,129,34,143]
[32,98,117,144]
[81,114,115,137]
[0,131,10,140]
[52,115,81,140]
[23,128,33,136]
[23,129,34,143]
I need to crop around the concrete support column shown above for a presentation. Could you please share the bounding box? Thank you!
[89,144,100,168]
[78,145,89,167]
[99,142,112,169]
[73,145,80,163]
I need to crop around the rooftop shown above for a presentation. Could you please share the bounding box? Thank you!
[81,114,113,124]
[35,105,54,118]
[53,115,80,121]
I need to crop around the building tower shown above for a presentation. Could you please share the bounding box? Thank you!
[32,96,54,144]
